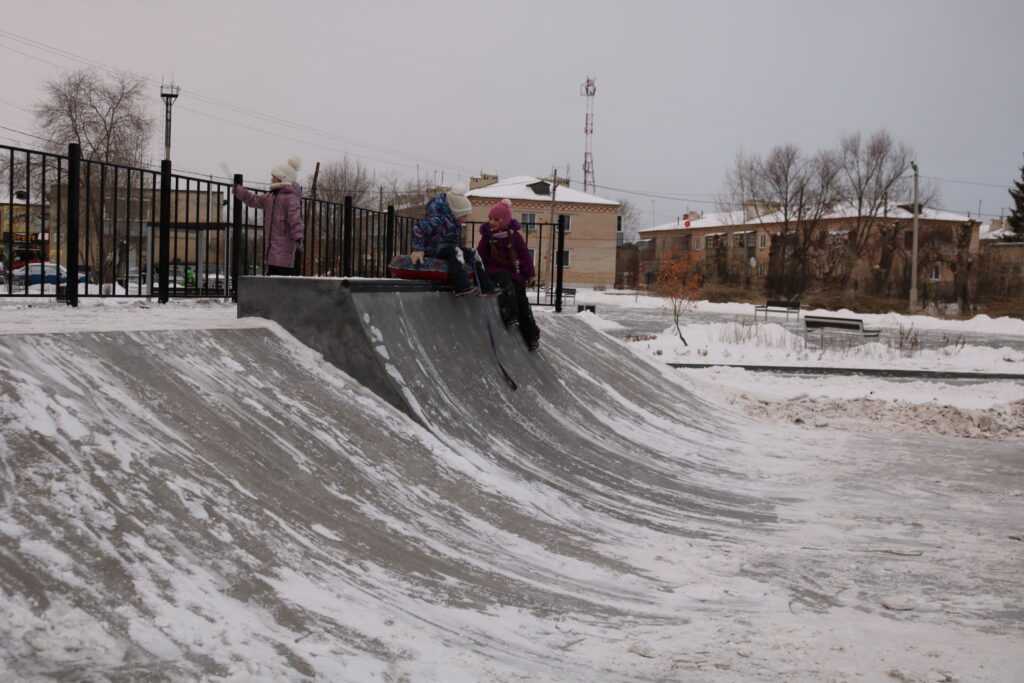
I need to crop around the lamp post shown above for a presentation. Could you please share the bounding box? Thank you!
[909,161,920,311]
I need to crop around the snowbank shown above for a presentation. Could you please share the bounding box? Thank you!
[575,288,1024,336]
[574,309,625,332]
[632,321,1024,373]
[679,366,1024,441]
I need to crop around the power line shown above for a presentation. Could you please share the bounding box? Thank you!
[0,28,479,180]
[0,96,35,116]
[920,174,1008,190]
[0,124,52,144]
[2,27,1014,214]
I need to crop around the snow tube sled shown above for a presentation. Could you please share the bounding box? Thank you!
[388,254,476,284]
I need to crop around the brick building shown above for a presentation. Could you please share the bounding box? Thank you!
[466,174,620,288]
[632,204,980,303]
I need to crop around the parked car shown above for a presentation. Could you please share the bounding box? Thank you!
[11,262,82,286]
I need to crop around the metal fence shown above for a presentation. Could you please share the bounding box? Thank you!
[2,143,569,309]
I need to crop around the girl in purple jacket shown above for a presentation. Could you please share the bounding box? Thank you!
[234,157,304,275]
[478,200,541,351]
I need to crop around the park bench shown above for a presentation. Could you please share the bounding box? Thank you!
[754,298,801,322]
[561,288,577,305]
[804,314,881,338]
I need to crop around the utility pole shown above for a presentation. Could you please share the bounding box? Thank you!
[909,161,920,311]
[159,82,181,161]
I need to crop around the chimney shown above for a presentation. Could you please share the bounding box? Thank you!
[470,172,498,190]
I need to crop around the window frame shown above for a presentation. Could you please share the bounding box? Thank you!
[558,214,573,233]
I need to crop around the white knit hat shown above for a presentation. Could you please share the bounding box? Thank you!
[446,191,472,217]
[271,156,302,184]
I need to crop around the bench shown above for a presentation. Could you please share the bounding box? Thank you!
[561,287,576,305]
[804,314,880,338]
[754,299,801,321]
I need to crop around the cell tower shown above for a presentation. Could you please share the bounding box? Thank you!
[581,76,596,193]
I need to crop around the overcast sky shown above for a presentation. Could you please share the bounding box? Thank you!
[1,0,1020,226]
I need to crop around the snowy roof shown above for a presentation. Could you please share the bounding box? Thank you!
[980,222,1013,240]
[639,204,973,234]
[639,210,747,234]
[466,176,619,206]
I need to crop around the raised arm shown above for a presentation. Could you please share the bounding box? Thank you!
[233,184,270,210]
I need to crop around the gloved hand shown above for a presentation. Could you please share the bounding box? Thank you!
[410,250,425,264]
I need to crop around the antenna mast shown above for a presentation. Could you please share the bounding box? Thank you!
[581,76,596,193]
[160,81,181,161]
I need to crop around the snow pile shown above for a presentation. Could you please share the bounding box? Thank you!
[633,321,1024,373]
[575,288,1024,336]
[683,366,1024,410]
[744,395,1024,441]
[574,310,625,332]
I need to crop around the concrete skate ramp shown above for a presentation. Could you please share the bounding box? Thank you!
[239,276,772,532]
[0,291,772,680]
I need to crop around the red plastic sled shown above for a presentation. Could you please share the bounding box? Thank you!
[388,254,476,284]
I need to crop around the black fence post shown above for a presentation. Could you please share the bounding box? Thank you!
[65,143,81,307]
[342,195,353,277]
[554,215,567,312]
[158,159,171,303]
[231,174,242,301]
[385,204,395,267]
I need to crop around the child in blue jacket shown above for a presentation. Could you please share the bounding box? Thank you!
[410,193,494,296]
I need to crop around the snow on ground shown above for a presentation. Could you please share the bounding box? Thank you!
[576,287,1024,336]
[682,366,1024,441]
[573,309,624,331]
[1,297,1022,680]
[0,297,254,335]
[630,320,1024,373]
[575,310,1024,441]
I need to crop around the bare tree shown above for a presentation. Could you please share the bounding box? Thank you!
[618,199,644,241]
[311,157,376,207]
[724,145,841,295]
[19,69,155,284]
[837,130,911,280]
[35,69,152,165]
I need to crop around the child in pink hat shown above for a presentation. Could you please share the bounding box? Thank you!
[478,199,540,350]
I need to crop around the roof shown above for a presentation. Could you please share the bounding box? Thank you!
[980,222,1014,240]
[466,176,619,207]
[639,203,974,234]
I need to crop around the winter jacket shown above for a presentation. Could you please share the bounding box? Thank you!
[412,194,462,255]
[234,183,304,269]
[477,219,534,285]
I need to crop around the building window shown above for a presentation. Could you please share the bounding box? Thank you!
[616,215,623,233]
[691,236,700,251]
[559,250,570,268]
[705,236,714,250]
[521,212,536,229]
[528,248,536,267]
[759,233,767,249]
[757,262,766,276]
[930,263,941,281]
[558,214,572,233]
